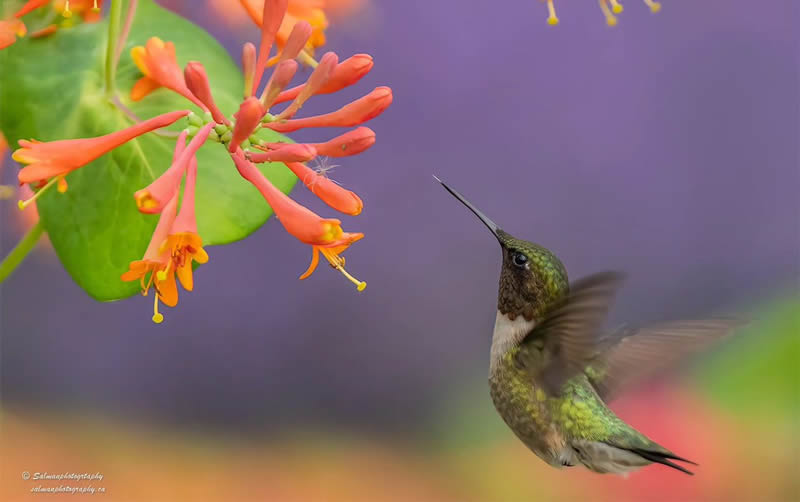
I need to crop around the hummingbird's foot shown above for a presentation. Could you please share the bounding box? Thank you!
[599,0,618,26]
[609,0,624,14]
[546,0,559,25]
[643,0,662,13]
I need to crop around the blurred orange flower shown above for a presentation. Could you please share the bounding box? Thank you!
[240,0,328,63]
[52,0,102,21]
[210,0,367,61]
[0,19,26,49]
[1,0,103,51]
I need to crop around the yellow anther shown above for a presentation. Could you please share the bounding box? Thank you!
[135,191,158,211]
[92,0,100,12]
[335,264,366,291]
[152,294,164,323]
[56,176,68,193]
[599,0,618,26]
[156,262,171,282]
[546,0,559,25]
[643,0,661,12]
[63,0,72,17]
[610,0,624,14]
[17,176,60,210]
[320,247,366,291]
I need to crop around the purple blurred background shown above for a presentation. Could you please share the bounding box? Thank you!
[1,0,797,439]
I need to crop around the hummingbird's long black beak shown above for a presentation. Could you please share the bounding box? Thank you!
[434,175,501,240]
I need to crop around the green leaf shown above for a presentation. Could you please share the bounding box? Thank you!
[0,0,295,300]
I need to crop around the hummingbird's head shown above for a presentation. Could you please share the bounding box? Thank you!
[436,177,569,321]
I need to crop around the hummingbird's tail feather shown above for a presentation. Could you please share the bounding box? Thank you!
[630,448,696,475]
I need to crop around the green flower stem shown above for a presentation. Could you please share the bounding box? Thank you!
[104,0,125,97]
[0,221,44,284]
[115,0,138,63]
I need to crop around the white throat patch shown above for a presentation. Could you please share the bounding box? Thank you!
[489,311,536,373]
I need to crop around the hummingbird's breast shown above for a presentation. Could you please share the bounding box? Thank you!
[488,312,571,467]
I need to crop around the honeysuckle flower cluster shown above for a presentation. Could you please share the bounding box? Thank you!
[542,0,661,26]
[11,0,391,323]
[0,0,102,49]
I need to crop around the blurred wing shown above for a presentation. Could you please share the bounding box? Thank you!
[518,271,626,394]
[587,318,746,402]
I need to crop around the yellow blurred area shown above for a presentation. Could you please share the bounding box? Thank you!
[1,408,458,502]
[2,387,797,502]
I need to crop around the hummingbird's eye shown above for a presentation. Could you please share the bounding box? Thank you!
[512,252,528,268]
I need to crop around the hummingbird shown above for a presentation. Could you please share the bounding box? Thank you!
[435,177,743,476]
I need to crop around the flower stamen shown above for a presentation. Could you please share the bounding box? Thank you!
[547,0,559,25]
[17,175,60,210]
[609,0,624,14]
[599,0,618,25]
[320,247,365,291]
[63,0,72,17]
[643,0,661,12]
[152,292,164,324]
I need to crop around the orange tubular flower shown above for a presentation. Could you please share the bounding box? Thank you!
[14,0,51,18]
[285,161,362,216]
[251,0,289,95]
[248,143,317,163]
[184,62,230,125]
[265,86,392,133]
[228,97,264,153]
[260,59,299,109]
[241,0,329,63]
[241,42,257,98]
[276,20,312,63]
[309,126,375,157]
[134,122,214,214]
[121,191,180,324]
[160,155,208,293]
[274,51,337,120]
[131,37,206,110]
[232,151,365,290]
[274,54,374,105]
[0,19,26,50]
[29,24,58,38]
[14,110,189,208]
